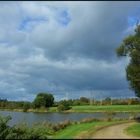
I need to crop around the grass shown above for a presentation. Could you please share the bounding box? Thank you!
[125,122,140,137]
[48,107,57,112]
[68,105,140,112]
[0,105,140,113]
[51,120,129,139]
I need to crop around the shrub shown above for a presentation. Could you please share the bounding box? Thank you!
[51,120,71,132]
[0,115,11,139]
[80,117,100,123]
[0,115,48,139]
[23,103,30,112]
[57,100,71,112]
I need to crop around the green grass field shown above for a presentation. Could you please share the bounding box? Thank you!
[0,105,140,113]
[51,120,128,139]
[36,105,140,113]
[125,122,140,137]
[68,105,140,112]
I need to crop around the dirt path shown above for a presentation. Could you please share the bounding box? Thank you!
[92,122,140,139]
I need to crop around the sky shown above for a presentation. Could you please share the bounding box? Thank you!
[0,1,140,101]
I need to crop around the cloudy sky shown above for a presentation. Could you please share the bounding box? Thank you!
[0,1,140,101]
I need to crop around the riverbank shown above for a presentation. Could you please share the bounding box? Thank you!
[51,120,135,139]
[0,105,140,113]
[125,122,140,137]
[1,114,136,139]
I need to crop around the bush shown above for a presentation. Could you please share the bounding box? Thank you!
[80,117,100,123]
[57,100,71,112]
[23,103,30,112]
[51,120,71,132]
[0,115,11,139]
[57,104,65,112]
[0,115,48,139]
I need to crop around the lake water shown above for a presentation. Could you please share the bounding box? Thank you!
[0,111,140,126]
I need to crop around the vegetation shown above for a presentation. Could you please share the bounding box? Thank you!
[0,115,49,139]
[125,122,140,137]
[0,115,73,139]
[57,100,71,112]
[0,114,137,139]
[52,119,129,139]
[33,93,54,109]
[0,115,118,139]
[116,24,140,98]
[44,104,140,113]
[0,96,139,113]
[0,99,32,110]
[70,105,140,112]
[0,93,55,111]
[23,102,31,112]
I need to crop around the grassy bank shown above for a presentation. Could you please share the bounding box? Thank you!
[1,114,133,139]
[0,105,140,113]
[51,120,131,139]
[68,105,140,113]
[125,122,140,137]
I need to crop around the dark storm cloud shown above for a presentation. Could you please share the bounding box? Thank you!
[0,1,140,101]
[30,2,140,61]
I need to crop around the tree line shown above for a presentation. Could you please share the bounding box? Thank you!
[0,93,140,112]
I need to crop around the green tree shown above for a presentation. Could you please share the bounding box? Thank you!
[104,97,111,102]
[33,93,54,108]
[116,24,140,97]
[80,97,89,104]
[23,102,30,112]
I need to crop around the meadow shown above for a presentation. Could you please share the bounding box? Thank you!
[48,105,140,113]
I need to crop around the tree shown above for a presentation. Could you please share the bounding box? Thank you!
[80,97,89,104]
[116,24,140,97]
[23,102,30,112]
[103,97,112,105]
[33,93,54,108]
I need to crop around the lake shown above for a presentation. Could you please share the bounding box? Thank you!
[0,111,140,126]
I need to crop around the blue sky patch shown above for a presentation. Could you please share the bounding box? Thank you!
[128,16,139,27]
[56,10,71,26]
[18,16,48,31]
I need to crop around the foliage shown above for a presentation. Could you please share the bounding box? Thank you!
[51,120,71,132]
[0,115,11,139]
[33,93,54,108]
[102,97,112,105]
[80,117,100,123]
[0,115,48,139]
[23,102,30,112]
[80,97,89,104]
[0,99,32,110]
[57,100,71,112]
[0,97,139,112]
[116,25,140,97]
[0,115,74,139]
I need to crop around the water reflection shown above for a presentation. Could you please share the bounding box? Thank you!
[0,111,140,126]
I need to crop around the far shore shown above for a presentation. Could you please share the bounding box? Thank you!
[0,105,140,113]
